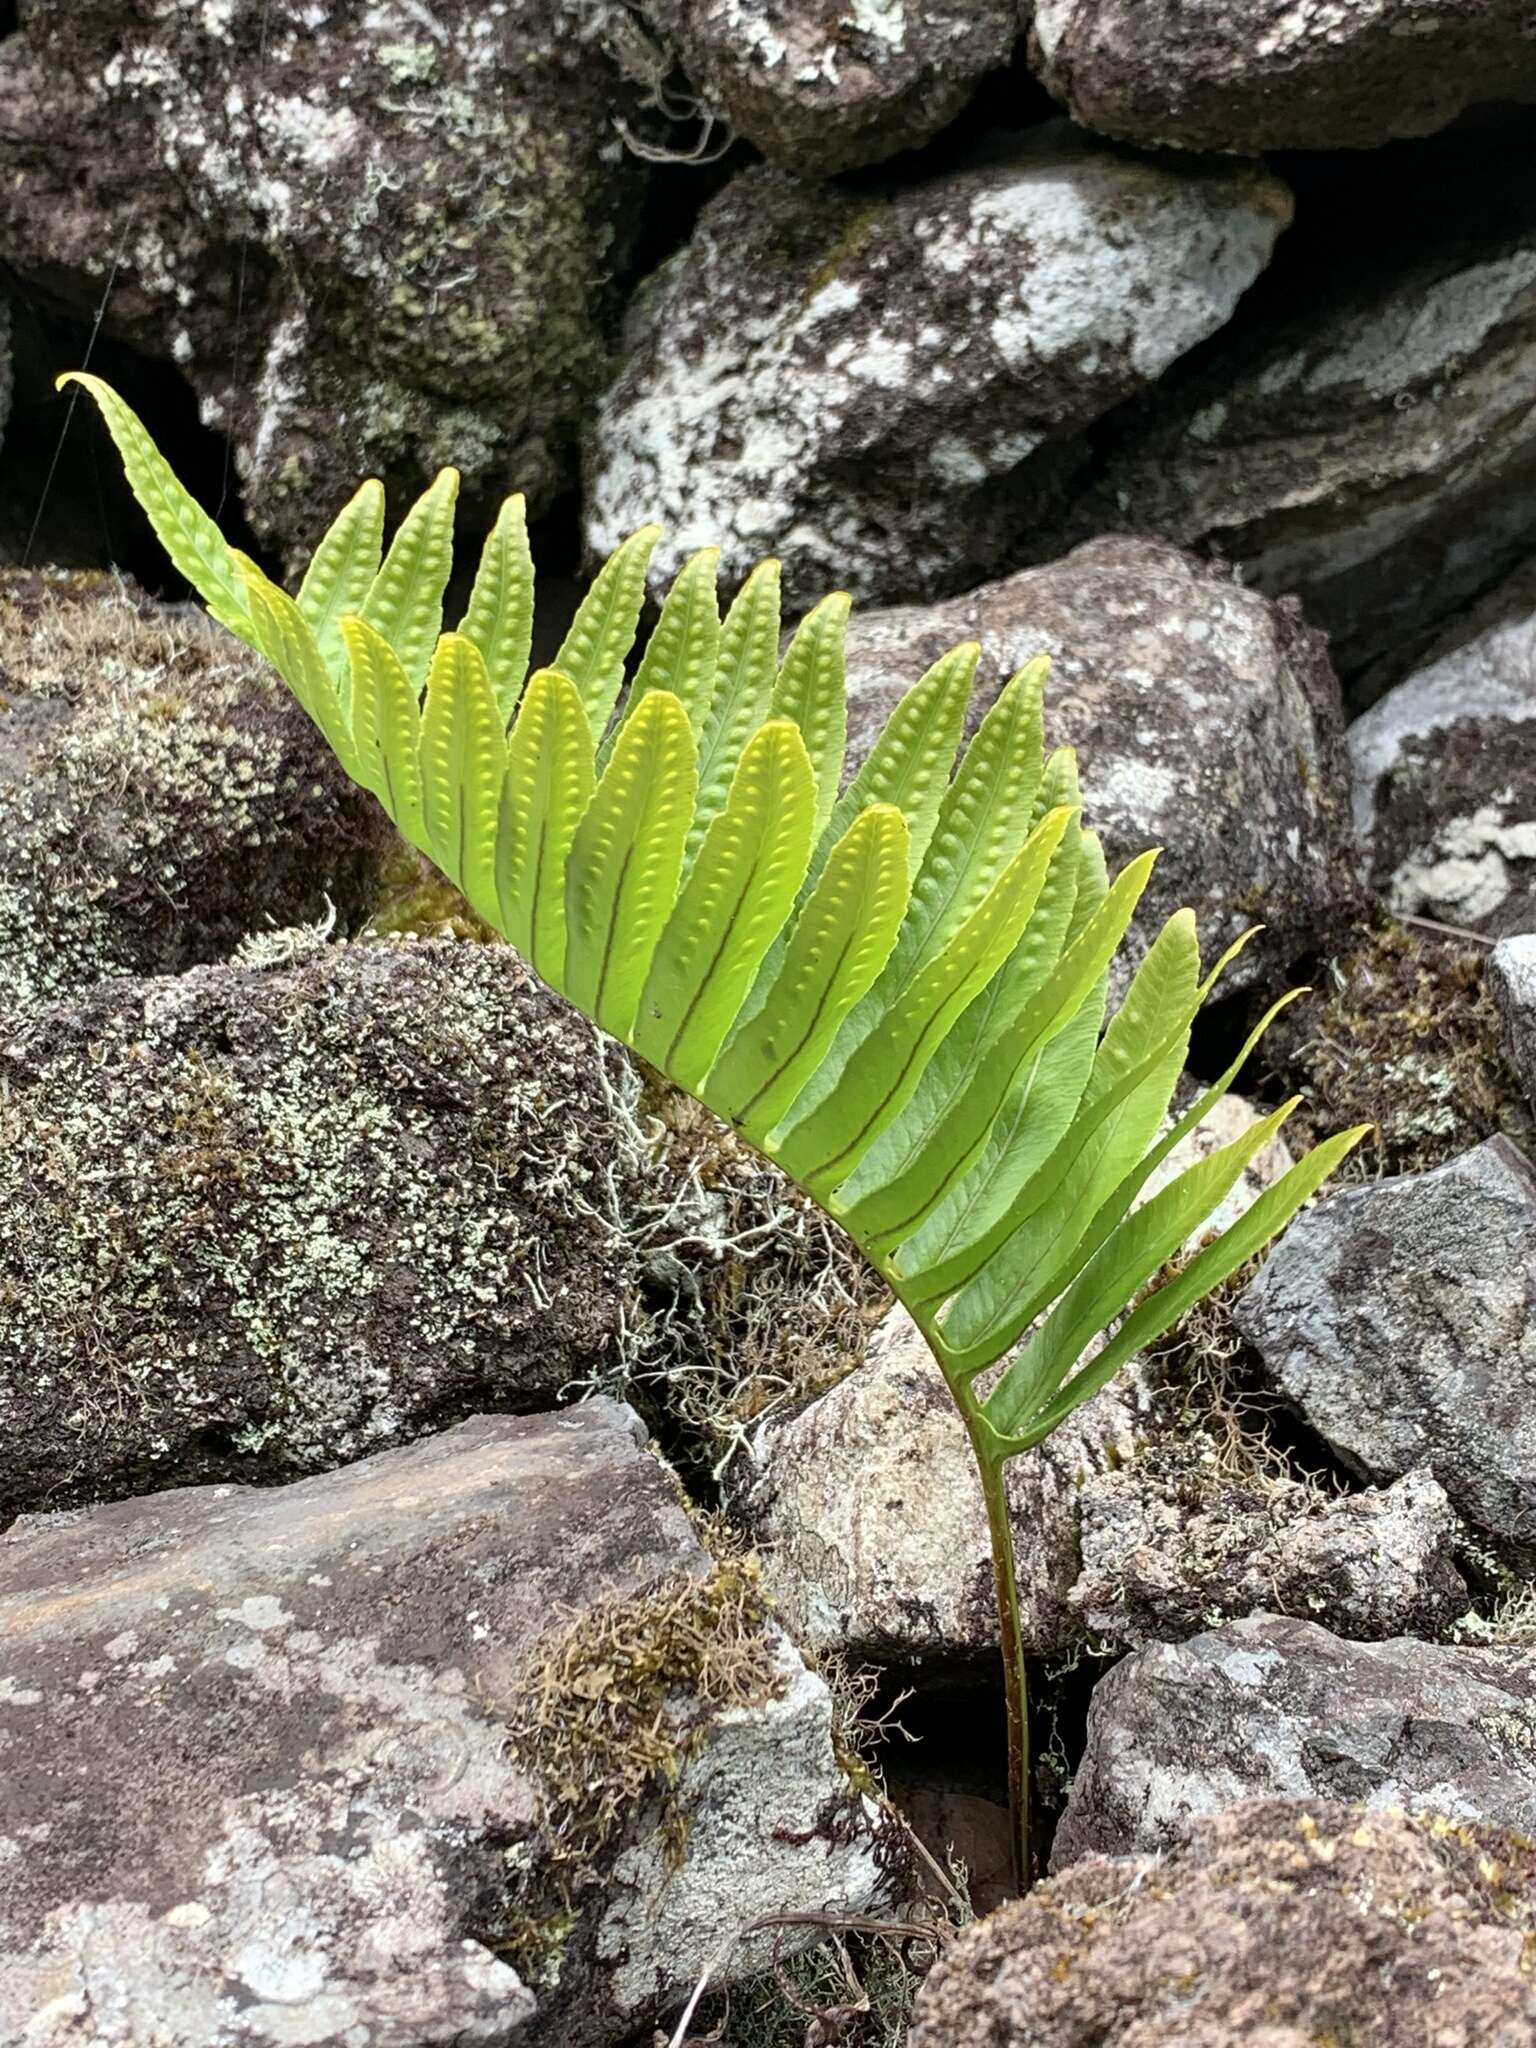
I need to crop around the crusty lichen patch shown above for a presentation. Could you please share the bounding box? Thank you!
[0,570,391,1008]
[494,1552,785,1982]
[1262,912,1535,1177]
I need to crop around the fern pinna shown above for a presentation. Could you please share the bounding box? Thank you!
[68,373,1365,1885]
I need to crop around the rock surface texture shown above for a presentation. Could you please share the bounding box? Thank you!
[909,1799,1536,2048]
[1236,1137,1536,1549]
[633,0,1017,174]
[1027,0,1536,155]
[0,0,649,564]
[1055,1617,1536,1866]
[587,132,1291,607]
[839,539,1356,995]
[0,940,657,1523]
[1492,932,1536,1108]
[1350,555,1536,933]
[0,1404,882,2046]
[0,572,391,1009]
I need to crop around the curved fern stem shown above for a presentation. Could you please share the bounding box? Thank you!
[967,1414,1032,1892]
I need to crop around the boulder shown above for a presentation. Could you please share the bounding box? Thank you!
[1026,0,1536,155]
[0,571,392,1009]
[840,538,1357,995]
[0,1403,885,2046]
[1061,133,1536,681]
[1350,555,1536,933]
[1055,1616,1536,1867]
[1072,1464,1467,1652]
[0,939,658,1522]
[630,0,1017,174]
[586,131,1291,609]
[1492,932,1536,1107]
[909,1798,1536,2048]
[0,0,651,564]
[1236,1137,1536,1549]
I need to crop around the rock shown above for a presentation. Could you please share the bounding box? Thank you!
[1350,556,1536,933]
[839,538,1356,995]
[631,0,1016,174]
[1236,1137,1536,1549]
[1026,0,1536,155]
[1055,1616,1536,1867]
[586,131,1291,610]
[0,1402,884,2046]
[1073,1465,1468,1652]
[1063,138,1536,682]
[0,0,650,565]
[0,570,392,1009]
[0,938,661,1523]
[743,1305,1139,1664]
[1492,933,1536,1106]
[909,1798,1536,2048]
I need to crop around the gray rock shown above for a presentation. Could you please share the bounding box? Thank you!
[840,538,1357,995]
[910,1798,1536,2048]
[1236,1137,1536,1548]
[629,0,1016,174]
[1072,1465,1468,1651]
[1027,0,1536,155]
[0,939,659,1521]
[1064,158,1536,681]
[743,1305,1139,1664]
[1055,1616,1536,1868]
[0,1403,884,2046]
[1350,556,1536,933]
[1492,932,1536,1107]
[0,0,650,565]
[586,131,1291,609]
[0,570,393,1009]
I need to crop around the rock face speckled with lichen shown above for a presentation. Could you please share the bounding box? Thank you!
[0,1403,885,2047]
[910,1798,1536,2048]
[0,939,659,1522]
[630,0,1017,174]
[0,571,393,1009]
[1026,0,1536,155]
[0,0,649,565]
[1237,1137,1536,1549]
[586,129,1291,608]
[1055,1617,1536,1867]
[839,538,1358,996]
[1350,555,1536,933]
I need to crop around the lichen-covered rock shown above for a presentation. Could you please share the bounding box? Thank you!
[0,0,649,564]
[0,939,659,1521]
[839,538,1357,995]
[742,1305,1139,1665]
[1072,1465,1468,1651]
[1055,1617,1536,1867]
[0,571,392,1009]
[1027,0,1536,155]
[1350,556,1536,932]
[1236,1137,1536,1549]
[1064,149,1536,680]
[587,132,1291,608]
[1492,932,1536,1109]
[0,1403,885,2047]
[909,1799,1536,2048]
[631,0,1017,174]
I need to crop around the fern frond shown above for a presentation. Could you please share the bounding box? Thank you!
[459,493,535,722]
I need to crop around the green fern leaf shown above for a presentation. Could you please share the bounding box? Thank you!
[459,494,535,722]
[772,592,850,843]
[686,560,782,871]
[360,468,460,694]
[234,556,359,779]
[633,719,816,1090]
[496,669,596,984]
[623,547,722,742]
[419,633,506,920]
[553,524,661,737]
[819,641,975,880]
[298,480,386,685]
[563,688,697,1038]
[340,613,426,840]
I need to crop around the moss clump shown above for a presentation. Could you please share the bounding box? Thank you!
[1261,912,1535,1178]
[495,1553,784,1983]
[364,840,497,942]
